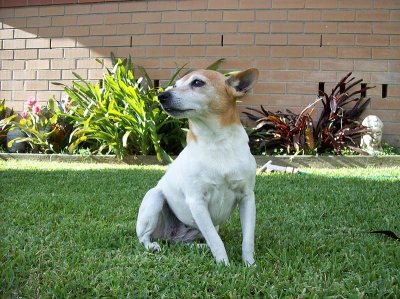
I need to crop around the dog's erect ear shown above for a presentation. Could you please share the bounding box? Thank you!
[226,68,259,98]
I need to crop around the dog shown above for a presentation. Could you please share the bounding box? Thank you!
[136,68,259,265]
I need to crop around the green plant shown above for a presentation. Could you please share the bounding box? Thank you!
[245,72,373,155]
[0,99,14,149]
[54,55,225,162]
[4,97,72,153]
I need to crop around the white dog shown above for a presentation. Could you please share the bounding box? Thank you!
[136,68,259,265]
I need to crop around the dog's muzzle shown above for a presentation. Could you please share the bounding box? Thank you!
[158,91,194,117]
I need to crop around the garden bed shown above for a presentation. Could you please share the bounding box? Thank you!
[1,152,400,169]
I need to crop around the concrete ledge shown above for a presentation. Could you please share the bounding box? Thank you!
[1,153,400,168]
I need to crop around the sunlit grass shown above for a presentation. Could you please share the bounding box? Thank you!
[1,160,399,297]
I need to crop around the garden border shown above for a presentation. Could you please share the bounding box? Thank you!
[1,153,399,169]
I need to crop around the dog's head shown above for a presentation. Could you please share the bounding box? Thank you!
[158,68,258,125]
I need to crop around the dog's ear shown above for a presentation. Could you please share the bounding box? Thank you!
[226,68,259,98]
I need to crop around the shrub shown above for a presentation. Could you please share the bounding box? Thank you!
[53,56,187,163]
[244,72,373,155]
[2,97,72,153]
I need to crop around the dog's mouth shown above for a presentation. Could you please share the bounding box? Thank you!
[164,107,194,113]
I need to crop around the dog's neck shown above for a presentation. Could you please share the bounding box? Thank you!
[187,112,246,145]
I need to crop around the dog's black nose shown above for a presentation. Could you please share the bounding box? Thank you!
[158,91,171,105]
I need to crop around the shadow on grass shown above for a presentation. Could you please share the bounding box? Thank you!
[1,166,399,297]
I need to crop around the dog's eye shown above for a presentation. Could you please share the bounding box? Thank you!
[191,79,206,88]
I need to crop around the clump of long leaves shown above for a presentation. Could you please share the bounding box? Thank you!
[0,99,14,149]
[54,56,186,163]
[245,72,373,155]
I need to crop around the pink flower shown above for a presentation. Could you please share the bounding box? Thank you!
[20,111,28,119]
[32,105,41,115]
[26,96,37,107]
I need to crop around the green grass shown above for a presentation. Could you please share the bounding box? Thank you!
[1,160,399,298]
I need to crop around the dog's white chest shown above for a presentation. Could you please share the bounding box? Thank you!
[159,140,256,227]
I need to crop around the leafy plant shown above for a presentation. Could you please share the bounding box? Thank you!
[3,97,72,153]
[53,56,187,163]
[0,99,14,149]
[245,72,373,155]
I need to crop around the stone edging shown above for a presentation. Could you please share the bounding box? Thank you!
[1,153,400,168]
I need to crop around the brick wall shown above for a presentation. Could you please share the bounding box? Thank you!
[1,0,399,146]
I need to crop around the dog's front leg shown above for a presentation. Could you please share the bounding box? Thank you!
[188,198,229,265]
[239,191,256,266]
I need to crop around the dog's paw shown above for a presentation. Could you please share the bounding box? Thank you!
[145,242,161,253]
[216,256,230,266]
[243,255,256,267]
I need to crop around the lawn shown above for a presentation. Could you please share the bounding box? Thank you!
[1,160,399,298]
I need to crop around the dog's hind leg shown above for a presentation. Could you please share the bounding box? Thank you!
[136,187,165,252]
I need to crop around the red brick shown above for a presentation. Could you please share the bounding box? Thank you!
[91,3,119,14]
[286,83,316,95]
[288,34,320,46]
[0,29,13,39]
[15,7,38,17]
[206,46,238,57]
[0,50,14,59]
[118,1,147,12]
[103,36,130,47]
[76,36,103,47]
[131,35,160,46]
[323,34,355,46]
[2,18,26,29]
[372,48,400,59]
[27,16,51,27]
[305,22,337,33]
[191,11,222,22]
[14,49,38,59]
[304,46,337,58]
[3,39,25,49]
[271,46,303,57]
[36,28,61,40]
[354,60,388,72]
[39,5,64,16]
[26,38,51,49]
[24,80,48,90]
[175,46,206,57]
[64,26,90,37]
[287,58,319,70]
[373,23,400,34]
[26,59,49,70]
[338,47,371,59]
[272,0,304,9]
[162,11,191,22]
[65,4,91,15]
[223,11,254,22]
[271,22,303,33]
[356,10,389,21]
[356,35,389,46]
[37,70,61,80]
[255,58,286,70]
[322,11,355,21]
[306,0,338,9]
[391,10,400,21]
[207,22,237,33]
[2,80,24,91]
[146,23,175,34]
[339,0,372,8]
[288,10,320,21]
[390,36,400,46]
[177,0,207,10]
[64,48,90,58]
[77,15,103,25]
[239,0,271,9]
[0,70,12,80]
[116,24,144,35]
[161,34,190,46]
[76,59,103,69]
[256,10,287,21]
[146,46,175,57]
[14,29,37,39]
[0,8,14,18]
[253,82,286,94]
[208,0,238,10]
[255,34,287,45]
[39,49,63,59]
[147,0,177,11]
[51,15,77,26]
[133,12,162,23]
[103,13,132,24]
[90,25,117,36]
[238,22,269,33]
[304,71,337,83]
[191,34,221,45]
[339,23,372,34]
[175,23,205,34]
[224,34,254,45]
[374,0,400,9]
[320,59,353,71]
[2,60,25,70]
[238,46,269,57]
